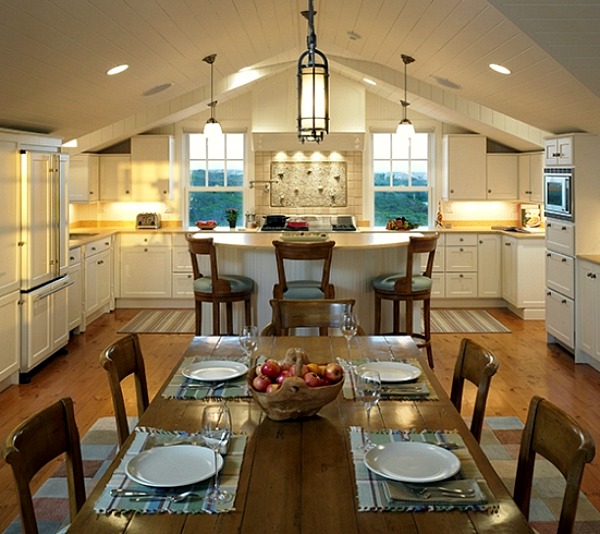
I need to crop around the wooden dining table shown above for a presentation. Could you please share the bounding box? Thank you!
[68,335,533,533]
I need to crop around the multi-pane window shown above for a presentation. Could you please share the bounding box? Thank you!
[187,133,244,226]
[372,132,430,227]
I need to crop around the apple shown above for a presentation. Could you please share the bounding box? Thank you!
[324,363,344,383]
[252,374,271,392]
[318,364,328,376]
[304,372,322,388]
[260,359,281,380]
[276,370,293,384]
[266,383,280,394]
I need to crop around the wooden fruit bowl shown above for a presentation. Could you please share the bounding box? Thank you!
[247,360,343,422]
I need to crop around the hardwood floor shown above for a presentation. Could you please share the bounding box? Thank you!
[1,307,600,530]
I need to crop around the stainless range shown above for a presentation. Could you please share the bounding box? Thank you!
[260,215,357,232]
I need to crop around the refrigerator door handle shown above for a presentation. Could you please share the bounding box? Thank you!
[33,278,74,302]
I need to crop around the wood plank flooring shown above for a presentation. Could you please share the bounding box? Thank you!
[1,307,600,530]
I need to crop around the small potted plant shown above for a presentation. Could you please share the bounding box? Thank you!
[225,207,238,229]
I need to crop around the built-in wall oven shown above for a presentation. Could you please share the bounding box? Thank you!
[544,168,573,221]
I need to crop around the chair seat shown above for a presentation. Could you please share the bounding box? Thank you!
[372,273,433,293]
[282,280,326,300]
[193,274,254,294]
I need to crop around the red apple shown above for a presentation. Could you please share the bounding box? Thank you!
[266,383,280,394]
[324,363,344,383]
[252,374,271,392]
[276,370,293,384]
[260,359,281,380]
[304,372,322,388]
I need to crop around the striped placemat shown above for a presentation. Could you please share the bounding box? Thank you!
[119,310,195,334]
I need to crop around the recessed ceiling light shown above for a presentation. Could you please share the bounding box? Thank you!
[489,63,511,75]
[363,78,377,86]
[107,64,129,76]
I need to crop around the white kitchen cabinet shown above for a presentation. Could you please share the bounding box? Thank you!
[445,233,478,298]
[69,154,99,203]
[546,288,575,349]
[131,135,174,202]
[576,260,599,362]
[99,155,132,201]
[0,139,19,297]
[544,136,573,166]
[443,135,487,200]
[120,233,172,298]
[84,238,112,324]
[67,246,82,331]
[486,154,518,200]
[172,233,194,298]
[545,250,574,299]
[518,152,543,203]
[545,220,575,256]
[502,235,545,318]
[477,234,502,298]
[0,290,20,388]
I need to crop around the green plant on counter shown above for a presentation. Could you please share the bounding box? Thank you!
[225,207,238,222]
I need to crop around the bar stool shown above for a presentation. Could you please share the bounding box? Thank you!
[372,233,439,368]
[272,240,336,300]
[186,233,255,335]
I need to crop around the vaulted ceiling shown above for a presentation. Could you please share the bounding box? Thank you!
[1,0,599,152]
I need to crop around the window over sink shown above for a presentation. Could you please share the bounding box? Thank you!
[185,133,245,227]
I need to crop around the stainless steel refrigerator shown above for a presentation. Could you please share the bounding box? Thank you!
[19,149,72,380]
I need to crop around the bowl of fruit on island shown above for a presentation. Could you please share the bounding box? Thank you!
[195,219,218,230]
[248,348,344,421]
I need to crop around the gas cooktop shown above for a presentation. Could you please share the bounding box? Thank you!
[260,215,357,232]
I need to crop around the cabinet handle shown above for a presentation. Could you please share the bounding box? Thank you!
[70,256,75,261]
[459,247,464,252]
[91,247,96,251]
[592,273,597,280]
[488,189,492,194]
[97,260,103,265]
[505,242,511,246]
[561,226,567,231]
[547,291,552,296]
[144,248,148,252]
[459,274,463,278]
[459,238,464,242]
[561,258,567,263]
[546,252,551,257]
[547,222,552,228]
[479,240,482,244]
[561,299,567,304]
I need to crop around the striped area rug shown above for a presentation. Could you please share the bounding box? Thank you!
[118,310,195,334]
[430,309,510,334]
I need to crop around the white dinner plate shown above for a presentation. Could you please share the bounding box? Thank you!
[126,445,223,487]
[364,442,461,483]
[182,360,248,381]
[356,361,421,383]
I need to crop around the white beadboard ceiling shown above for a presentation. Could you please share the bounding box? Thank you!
[1,0,599,151]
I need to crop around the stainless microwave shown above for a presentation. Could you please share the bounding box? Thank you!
[544,168,573,221]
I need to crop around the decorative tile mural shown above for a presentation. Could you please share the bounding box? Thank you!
[269,161,347,207]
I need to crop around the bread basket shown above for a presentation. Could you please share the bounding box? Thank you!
[247,351,343,422]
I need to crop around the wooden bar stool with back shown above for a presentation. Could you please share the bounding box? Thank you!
[372,233,439,368]
[186,234,255,335]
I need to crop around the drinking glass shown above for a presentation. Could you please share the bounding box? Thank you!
[341,312,358,355]
[355,370,381,451]
[200,403,233,503]
[239,325,258,365]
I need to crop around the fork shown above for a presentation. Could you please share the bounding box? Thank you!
[403,483,475,497]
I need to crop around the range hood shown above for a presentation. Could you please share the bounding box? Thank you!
[252,133,364,152]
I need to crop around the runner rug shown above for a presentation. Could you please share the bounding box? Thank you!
[430,309,510,334]
[5,417,599,533]
[118,310,195,334]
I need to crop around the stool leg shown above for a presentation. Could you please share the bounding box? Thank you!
[405,298,413,335]
[393,300,400,334]
[244,297,252,328]
[225,302,234,335]
[374,293,382,334]
[195,300,202,335]
[423,298,434,368]
[212,302,220,336]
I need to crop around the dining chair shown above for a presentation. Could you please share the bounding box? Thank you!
[99,333,150,447]
[272,240,336,300]
[371,233,439,368]
[1,397,85,534]
[513,395,595,534]
[450,338,499,442]
[261,298,366,336]
[186,233,255,335]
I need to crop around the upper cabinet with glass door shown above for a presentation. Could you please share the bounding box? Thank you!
[130,135,174,202]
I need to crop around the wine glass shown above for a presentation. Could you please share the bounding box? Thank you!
[355,370,381,451]
[341,312,358,355]
[200,403,233,503]
[239,325,258,365]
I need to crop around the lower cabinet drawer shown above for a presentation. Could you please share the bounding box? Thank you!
[545,289,574,349]
[445,272,478,298]
[546,251,574,298]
